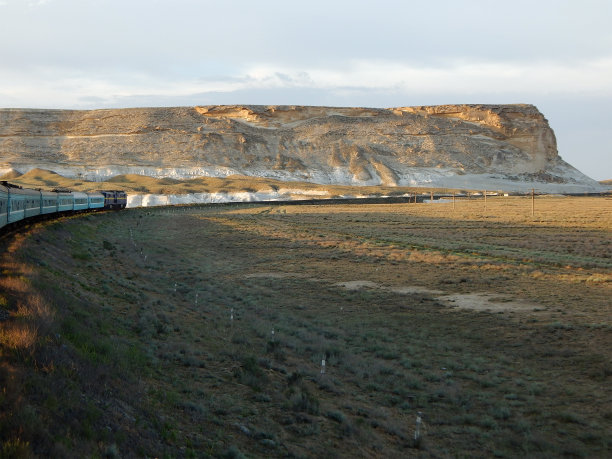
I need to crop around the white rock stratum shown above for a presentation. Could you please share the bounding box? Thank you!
[0,104,604,193]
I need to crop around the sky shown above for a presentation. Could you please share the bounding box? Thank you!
[0,0,610,180]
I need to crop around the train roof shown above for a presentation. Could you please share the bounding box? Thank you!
[0,181,23,189]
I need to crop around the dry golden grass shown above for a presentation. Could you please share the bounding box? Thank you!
[0,324,38,351]
[8,168,478,196]
[0,243,55,356]
[254,195,612,230]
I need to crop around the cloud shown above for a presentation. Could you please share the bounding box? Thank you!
[27,0,52,6]
[0,0,51,7]
[2,56,612,109]
[242,58,612,96]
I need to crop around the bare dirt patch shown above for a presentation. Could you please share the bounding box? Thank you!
[390,286,444,295]
[335,280,380,290]
[436,292,539,312]
[245,272,308,279]
[335,281,539,312]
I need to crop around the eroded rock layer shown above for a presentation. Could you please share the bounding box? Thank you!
[0,104,602,191]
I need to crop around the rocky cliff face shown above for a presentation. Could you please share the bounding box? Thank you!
[0,104,602,192]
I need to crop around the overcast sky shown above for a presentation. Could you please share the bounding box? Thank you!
[1,0,610,180]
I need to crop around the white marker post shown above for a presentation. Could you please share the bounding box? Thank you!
[414,411,423,447]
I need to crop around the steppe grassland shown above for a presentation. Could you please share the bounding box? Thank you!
[0,196,610,457]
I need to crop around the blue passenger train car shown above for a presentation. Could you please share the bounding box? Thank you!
[0,184,8,228]
[41,191,58,215]
[0,181,127,231]
[88,193,105,209]
[7,187,42,223]
[73,192,89,211]
[56,191,74,212]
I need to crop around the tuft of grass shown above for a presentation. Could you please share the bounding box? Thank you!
[326,410,346,423]
[288,386,320,415]
[0,324,38,351]
[233,355,269,391]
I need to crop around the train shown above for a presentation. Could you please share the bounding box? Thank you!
[0,181,127,231]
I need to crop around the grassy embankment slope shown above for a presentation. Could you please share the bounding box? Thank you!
[1,196,611,457]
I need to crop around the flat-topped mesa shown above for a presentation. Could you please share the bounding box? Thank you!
[194,105,383,127]
[0,104,602,192]
[397,104,558,168]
